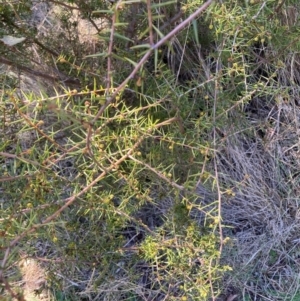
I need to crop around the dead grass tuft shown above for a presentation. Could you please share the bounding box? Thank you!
[217,92,300,299]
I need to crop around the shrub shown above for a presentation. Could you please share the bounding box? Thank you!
[1,0,300,301]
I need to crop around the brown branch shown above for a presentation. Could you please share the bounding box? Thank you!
[0,56,80,86]
[0,276,25,301]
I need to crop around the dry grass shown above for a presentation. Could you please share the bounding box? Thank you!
[217,87,300,299]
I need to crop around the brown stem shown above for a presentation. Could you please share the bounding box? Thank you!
[0,56,80,86]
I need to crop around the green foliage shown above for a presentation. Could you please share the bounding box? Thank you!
[1,0,300,300]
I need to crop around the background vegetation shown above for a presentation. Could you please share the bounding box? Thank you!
[1,0,300,300]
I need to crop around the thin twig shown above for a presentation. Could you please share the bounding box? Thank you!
[0,56,80,86]
[147,0,154,46]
